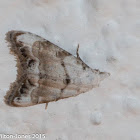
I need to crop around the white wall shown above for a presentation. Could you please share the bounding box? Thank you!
[0,0,140,139]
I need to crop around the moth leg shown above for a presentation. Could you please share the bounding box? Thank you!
[45,103,48,110]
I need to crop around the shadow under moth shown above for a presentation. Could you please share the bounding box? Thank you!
[5,30,110,109]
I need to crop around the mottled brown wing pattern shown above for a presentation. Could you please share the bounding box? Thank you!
[5,30,110,108]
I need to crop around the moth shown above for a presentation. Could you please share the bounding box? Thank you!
[5,30,110,109]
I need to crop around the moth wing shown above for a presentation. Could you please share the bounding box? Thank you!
[5,31,110,107]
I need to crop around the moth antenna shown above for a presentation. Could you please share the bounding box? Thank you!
[76,44,80,59]
[45,103,48,110]
[76,44,84,62]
